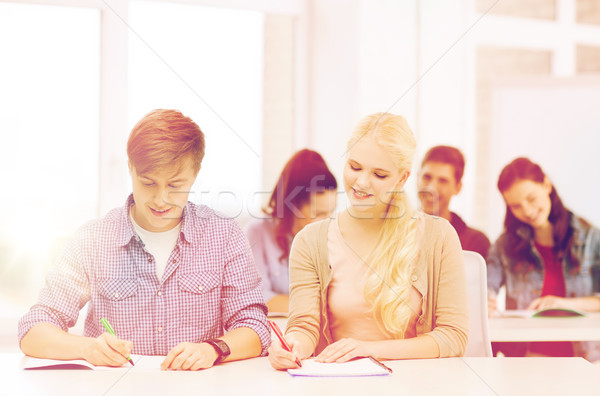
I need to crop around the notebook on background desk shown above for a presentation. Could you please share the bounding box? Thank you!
[498,309,584,318]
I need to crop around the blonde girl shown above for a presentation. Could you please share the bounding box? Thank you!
[268,113,469,369]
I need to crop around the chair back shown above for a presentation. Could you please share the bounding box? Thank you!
[463,250,493,357]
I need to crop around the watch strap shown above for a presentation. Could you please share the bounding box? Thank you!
[204,338,231,363]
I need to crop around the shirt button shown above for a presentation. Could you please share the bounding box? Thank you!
[411,275,418,282]
[157,291,162,296]
[173,259,178,264]
[418,317,425,325]
[114,292,120,298]
[157,326,163,333]
[198,285,204,292]
[148,258,154,263]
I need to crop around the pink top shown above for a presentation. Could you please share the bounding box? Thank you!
[535,242,567,298]
[327,218,421,341]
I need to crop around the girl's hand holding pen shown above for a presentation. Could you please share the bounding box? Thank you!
[267,333,306,370]
[81,332,133,367]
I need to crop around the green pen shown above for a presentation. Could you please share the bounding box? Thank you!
[100,318,135,366]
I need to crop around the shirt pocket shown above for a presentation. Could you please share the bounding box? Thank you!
[177,272,221,326]
[96,278,139,337]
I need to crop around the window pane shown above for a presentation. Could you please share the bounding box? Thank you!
[577,0,600,26]
[128,1,263,217]
[0,3,100,301]
[476,0,556,20]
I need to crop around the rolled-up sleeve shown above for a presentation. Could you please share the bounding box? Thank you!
[17,231,91,345]
[486,239,505,298]
[286,226,322,352]
[221,221,270,355]
[425,223,470,357]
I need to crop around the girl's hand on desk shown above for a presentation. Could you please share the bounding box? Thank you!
[527,295,566,310]
[82,332,132,367]
[315,338,372,363]
[161,342,218,371]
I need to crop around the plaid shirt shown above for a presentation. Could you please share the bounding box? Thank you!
[18,195,270,356]
[487,214,600,361]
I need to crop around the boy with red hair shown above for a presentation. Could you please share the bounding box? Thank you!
[19,109,269,370]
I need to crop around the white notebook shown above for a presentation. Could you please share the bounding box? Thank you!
[23,357,122,370]
[287,357,392,377]
[22,355,158,370]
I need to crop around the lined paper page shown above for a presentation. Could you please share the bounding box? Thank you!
[288,358,391,377]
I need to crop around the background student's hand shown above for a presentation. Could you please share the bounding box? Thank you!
[267,334,305,370]
[487,297,498,318]
[161,342,218,371]
[315,338,373,363]
[527,295,566,311]
[82,332,133,367]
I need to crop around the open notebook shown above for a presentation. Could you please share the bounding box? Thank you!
[22,355,158,370]
[287,357,392,377]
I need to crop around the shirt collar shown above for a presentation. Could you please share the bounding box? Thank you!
[179,202,211,245]
[117,194,210,247]
[116,194,139,247]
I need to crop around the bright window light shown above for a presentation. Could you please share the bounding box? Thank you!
[0,2,99,300]
[128,1,264,218]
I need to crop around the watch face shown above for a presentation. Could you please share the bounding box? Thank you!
[207,339,230,361]
[214,339,231,356]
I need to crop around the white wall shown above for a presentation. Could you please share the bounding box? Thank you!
[487,76,600,240]
[303,0,600,241]
[305,0,475,214]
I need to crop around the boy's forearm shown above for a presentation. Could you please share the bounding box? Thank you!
[218,327,263,362]
[20,322,92,360]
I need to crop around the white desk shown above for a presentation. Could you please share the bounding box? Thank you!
[3,353,599,396]
[489,312,600,342]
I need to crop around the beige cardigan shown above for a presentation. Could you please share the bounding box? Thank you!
[286,215,469,357]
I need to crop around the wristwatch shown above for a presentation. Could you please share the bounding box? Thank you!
[204,338,231,364]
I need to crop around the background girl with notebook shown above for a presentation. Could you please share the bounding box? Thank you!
[487,157,600,361]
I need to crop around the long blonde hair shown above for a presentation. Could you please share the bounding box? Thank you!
[347,112,419,338]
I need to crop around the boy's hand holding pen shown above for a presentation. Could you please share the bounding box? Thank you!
[100,318,135,366]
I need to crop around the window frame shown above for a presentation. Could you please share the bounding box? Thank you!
[3,0,309,215]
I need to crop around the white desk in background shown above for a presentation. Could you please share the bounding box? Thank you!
[488,311,600,342]
[2,353,599,396]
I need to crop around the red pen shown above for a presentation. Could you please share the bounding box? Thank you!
[269,321,302,367]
